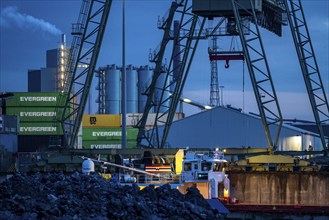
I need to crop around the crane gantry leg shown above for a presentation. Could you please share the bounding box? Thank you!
[159,9,206,149]
[61,0,113,148]
[137,0,206,148]
[284,0,329,153]
[136,1,181,148]
[53,0,92,146]
[231,0,283,152]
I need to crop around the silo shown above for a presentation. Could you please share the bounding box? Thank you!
[105,64,121,114]
[154,67,170,113]
[138,65,153,113]
[126,65,138,113]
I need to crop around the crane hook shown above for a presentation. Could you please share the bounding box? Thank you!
[225,59,230,68]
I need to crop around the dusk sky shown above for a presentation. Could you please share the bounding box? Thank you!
[0,0,328,121]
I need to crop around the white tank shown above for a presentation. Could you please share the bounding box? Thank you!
[126,65,138,113]
[105,64,121,114]
[138,65,153,113]
[82,159,95,174]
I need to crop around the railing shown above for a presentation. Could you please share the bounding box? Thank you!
[117,173,181,185]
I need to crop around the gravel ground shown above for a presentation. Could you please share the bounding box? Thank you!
[0,172,222,219]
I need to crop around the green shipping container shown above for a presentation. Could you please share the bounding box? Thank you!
[6,107,67,122]
[82,140,137,149]
[5,92,67,107]
[82,128,138,141]
[19,122,64,135]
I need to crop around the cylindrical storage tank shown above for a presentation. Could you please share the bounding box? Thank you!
[105,65,121,114]
[138,65,153,113]
[154,69,170,113]
[126,65,138,113]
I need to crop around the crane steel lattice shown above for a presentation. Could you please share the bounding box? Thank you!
[137,2,251,149]
[136,1,181,148]
[52,0,91,146]
[96,69,106,114]
[61,0,112,148]
[137,0,206,148]
[231,0,283,151]
[210,36,220,107]
[159,10,206,149]
[283,0,329,152]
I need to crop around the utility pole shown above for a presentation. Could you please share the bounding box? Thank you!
[121,0,127,149]
[219,86,224,106]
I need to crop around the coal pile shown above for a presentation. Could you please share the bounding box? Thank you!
[0,173,222,219]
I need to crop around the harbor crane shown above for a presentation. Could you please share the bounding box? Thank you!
[56,0,328,155]
[137,0,329,154]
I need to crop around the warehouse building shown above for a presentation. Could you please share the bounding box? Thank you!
[153,105,323,151]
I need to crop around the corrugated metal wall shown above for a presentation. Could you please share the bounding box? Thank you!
[156,106,320,150]
[228,172,329,205]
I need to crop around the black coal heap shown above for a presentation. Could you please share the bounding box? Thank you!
[0,172,222,219]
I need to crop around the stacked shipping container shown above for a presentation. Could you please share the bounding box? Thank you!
[6,92,64,135]
[5,92,65,151]
[82,114,138,149]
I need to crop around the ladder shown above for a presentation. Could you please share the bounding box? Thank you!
[51,0,92,148]
[61,0,113,148]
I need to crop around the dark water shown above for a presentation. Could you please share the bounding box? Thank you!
[225,212,329,220]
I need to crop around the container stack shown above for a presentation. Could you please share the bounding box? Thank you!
[0,114,19,153]
[5,92,65,151]
[82,114,138,149]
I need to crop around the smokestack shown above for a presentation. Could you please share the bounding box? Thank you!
[61,34,66,47]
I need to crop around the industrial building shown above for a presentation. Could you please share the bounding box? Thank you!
[28,35,67,93]
[153,105,323,151]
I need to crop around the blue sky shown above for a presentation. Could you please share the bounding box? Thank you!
[0,0,328,121]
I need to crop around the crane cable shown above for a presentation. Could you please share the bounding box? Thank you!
[229,36,245,112]
[230,36,247,144]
